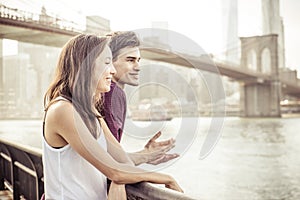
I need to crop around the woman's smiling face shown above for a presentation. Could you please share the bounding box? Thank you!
[94,45,116,93]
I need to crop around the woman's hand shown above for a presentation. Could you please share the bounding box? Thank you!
[165,177,184,193]
[108,182,127,200]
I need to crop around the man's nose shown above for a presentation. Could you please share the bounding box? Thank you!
[134,62,140,71]
[110,64,117,74]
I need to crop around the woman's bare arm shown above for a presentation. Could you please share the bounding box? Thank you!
[45,101,183,192]
[98,118,134,166]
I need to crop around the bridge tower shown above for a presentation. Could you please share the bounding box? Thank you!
[240,34,281,117]
[0,40,2,89]
[0,40,3,117]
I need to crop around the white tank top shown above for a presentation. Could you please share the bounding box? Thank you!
[42,100,107,200]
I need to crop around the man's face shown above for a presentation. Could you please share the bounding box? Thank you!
[112,47,141,88]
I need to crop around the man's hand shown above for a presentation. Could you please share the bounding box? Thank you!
[144,131,179,165]
[128,131,179,165]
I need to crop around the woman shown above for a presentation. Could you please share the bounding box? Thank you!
[42,34,183,199]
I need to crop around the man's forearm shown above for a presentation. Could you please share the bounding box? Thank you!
[128,150,149,166]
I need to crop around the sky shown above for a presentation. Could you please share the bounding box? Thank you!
[2,0,300,73]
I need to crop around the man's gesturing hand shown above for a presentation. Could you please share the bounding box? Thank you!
[144,131,179,165]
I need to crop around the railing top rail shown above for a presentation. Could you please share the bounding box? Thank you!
[0,137,42,157]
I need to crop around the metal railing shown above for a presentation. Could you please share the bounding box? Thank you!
[0,138,196,200]
[0,4,83,32]
[0,4,110,34]
[0,138,43,200]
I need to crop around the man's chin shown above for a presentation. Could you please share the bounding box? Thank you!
[127,81,139,87]
[117,79,139,87]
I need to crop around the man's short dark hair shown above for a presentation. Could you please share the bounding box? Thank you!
[106,31,140,61]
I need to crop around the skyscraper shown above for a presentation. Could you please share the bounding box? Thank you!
[262,0,286,68]
[222,0,239,64]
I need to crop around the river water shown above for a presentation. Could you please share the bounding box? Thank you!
[0,117,299,200]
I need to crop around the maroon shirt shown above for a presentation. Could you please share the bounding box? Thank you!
[102,82,126,142]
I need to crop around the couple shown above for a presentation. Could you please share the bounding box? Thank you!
[42,31,183,199]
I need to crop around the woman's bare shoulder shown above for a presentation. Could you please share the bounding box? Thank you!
[44,100,74,147]
[48,99,72,115]
[45,99,75,127]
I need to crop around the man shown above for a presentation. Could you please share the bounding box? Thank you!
[100,31,179,165]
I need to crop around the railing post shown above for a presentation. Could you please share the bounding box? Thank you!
[0,154,4,190]
[12,161,20,200]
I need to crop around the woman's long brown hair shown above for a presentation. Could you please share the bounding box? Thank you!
[44,34,109,137]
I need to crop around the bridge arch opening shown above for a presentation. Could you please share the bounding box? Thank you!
[261,47,271,74]
[247,49,257,71]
